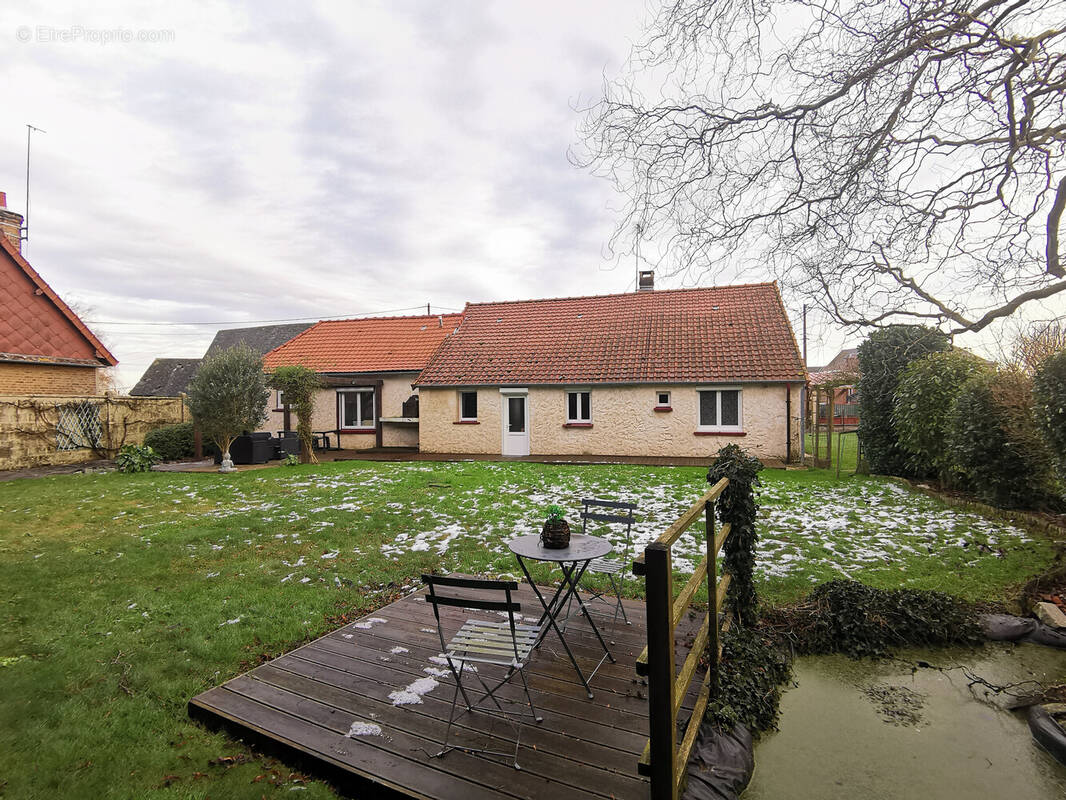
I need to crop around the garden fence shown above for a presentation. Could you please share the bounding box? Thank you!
[633,477,733,799]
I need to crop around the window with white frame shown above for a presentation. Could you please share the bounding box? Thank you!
[566,390,591,423]
[697,389,742,431]
[656,391,671,407]
[275,389,287,409]
[459,390,478,421]
[337,388,375,430]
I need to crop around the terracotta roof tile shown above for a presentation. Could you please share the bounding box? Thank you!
[0,236,117,366]
[415,284,805,386]
[263,313,463,374]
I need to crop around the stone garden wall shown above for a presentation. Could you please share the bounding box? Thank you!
[0,393,185,471]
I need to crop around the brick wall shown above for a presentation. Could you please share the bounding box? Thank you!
[0,362,100,395]
[0,393,185,471]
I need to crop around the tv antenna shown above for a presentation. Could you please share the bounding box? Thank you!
[24,123,46,251]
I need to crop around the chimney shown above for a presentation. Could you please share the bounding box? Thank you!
[637,270,654,292]
[0,192,24,253]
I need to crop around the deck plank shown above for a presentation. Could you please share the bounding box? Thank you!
[190,577,702,800]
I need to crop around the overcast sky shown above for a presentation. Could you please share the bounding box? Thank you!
[3,1,867,389]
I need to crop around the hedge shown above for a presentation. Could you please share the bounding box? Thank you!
[143,422,195,461]
[892,350,987,481]
[945,369,1057,509]
[857,325,950,476]
[1033,350,1066,477]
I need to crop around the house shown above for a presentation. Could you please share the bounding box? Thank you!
[129,358,202,397]
[130,323,313,396]
[413,283,806,461]
[0,192,118,395]
[807,347,859,428]
[260,313,463,449]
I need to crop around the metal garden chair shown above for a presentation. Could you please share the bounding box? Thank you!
[421,575,545,769]
[576,498,638,625]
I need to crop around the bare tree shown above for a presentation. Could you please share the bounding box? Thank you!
[578,0,1066,334]
[1010,318,1066,371]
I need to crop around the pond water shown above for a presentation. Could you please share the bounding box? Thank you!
[744,643,1066,799]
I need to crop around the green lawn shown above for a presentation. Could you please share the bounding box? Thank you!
[0,460,1057,799]
[805,430,860,474]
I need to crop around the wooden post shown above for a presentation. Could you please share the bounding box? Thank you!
[827,390,835,470]
[706,500,719,698]
[813,388,821,465]
[644,542,676,799]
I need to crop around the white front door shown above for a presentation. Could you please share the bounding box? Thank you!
[501,392,530,456]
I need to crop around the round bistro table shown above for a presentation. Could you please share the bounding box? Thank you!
[507,533,616,698]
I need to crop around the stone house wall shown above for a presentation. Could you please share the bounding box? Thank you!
[418,383,803,460]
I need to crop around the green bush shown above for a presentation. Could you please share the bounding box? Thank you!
[892,350,987,481]
[946,369,1058,509]
[1033,350,1066,477]
[857,325,950,476]
[784,580,983,659]
[115,444,159,474]
[143,422,195,461]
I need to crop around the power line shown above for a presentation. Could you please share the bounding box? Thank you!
[84,304,459,327]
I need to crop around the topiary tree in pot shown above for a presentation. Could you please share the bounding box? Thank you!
[270,365,323,465]
[184,344,270,473]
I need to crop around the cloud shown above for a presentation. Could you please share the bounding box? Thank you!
[0,1,651,389]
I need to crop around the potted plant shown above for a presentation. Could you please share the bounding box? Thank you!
[540,503,571,549]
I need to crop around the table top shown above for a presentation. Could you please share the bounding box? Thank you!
[508,533,612,562]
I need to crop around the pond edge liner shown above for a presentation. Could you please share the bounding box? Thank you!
[979,613,1066,649]
[682,723,754,800]
[1028,705,1066,767]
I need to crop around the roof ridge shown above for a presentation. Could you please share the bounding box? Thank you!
[464,282,777,308]
[313,311,464,325]
[0,235,118,366]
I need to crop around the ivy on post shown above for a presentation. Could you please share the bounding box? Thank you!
[270,365,323,465]
[707,445,763,628]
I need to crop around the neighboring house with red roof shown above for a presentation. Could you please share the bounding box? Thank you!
[261,313,463,449]
[0,194,118,395]
[413,283,806,460]
[807,347,860,428]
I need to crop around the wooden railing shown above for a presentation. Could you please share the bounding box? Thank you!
[632,477,733,800]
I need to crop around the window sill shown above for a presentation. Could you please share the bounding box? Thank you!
[563,422,593,428]
[694,430,746,437]
[653,406,672,412]
[454,420,480,425]
[338,427,376,434]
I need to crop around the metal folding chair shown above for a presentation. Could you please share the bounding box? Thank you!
[576,499,637,624]
[421,575,545,769]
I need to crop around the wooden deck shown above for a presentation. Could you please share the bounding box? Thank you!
[189,578,704,799]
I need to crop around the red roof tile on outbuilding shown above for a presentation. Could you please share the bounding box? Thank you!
[414,284,805,386]
[263,313,463,374]
[0,236,117,366]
